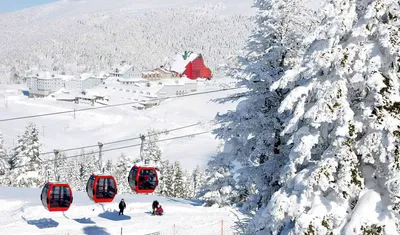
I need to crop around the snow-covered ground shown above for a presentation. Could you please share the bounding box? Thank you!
[0,187,243,235]
[0,78,245,171]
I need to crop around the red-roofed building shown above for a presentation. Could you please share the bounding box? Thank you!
[170,51,212,80]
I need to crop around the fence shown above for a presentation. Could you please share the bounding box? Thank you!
[63,220,238,235]
[139,220,238,235]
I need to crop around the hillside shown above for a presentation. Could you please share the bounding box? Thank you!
[0,187,242,234]
[0,0,255,83]
[0,78,244,171]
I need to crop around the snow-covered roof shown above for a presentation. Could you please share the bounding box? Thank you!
[30,73,77,81]
[170,52,199,74]
[162,78,187,86]
[58,75,77,81]
[156,67,175,74]
[118,78,147,82]
[143,71,157,75]
[110,64,133,75]
[80,73,95,81]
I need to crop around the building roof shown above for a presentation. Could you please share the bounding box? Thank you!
[80,73,95,81]
[118,78,147,82]
[170,51,200,74]
[162,78,187,86]
[110,63,133,75]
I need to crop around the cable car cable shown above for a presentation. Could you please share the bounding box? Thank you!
[38,120,221,155]
[12,131,209,169]
[0,86,246,122]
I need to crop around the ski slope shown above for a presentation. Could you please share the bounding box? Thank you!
[0,187,242,235]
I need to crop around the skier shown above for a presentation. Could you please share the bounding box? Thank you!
[119,199,126,215]
[152,200,159,214]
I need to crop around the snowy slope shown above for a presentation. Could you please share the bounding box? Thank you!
[0,187,242,235]
[0,79,245,171]
[0,0,255,82]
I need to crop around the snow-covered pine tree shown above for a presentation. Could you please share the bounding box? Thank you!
[202,0,322,231]
[0,130,9,176]
[173,161,186,198]
[55,152,68,182]
[199,147,240,207]
[8,123,45,187]
[141,129,162,164]
[192,165,206,198]
[250,0,400,234]
[163,161,176,197]
[104,159,114,174]
[78,150,98,191]
[184,169,195,199]
[65,157,80,191]
[155,159,170,196]
[113,153,133,194]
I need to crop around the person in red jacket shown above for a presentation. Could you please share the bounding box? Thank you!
[155,205,164,215]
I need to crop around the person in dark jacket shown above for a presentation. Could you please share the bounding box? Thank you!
[152,200,159,214]
[119,199,126,215]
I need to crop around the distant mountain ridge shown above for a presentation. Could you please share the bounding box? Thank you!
[0,0,255,83]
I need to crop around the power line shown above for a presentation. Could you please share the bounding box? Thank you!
[13,131,209,169]
[39,120,220,155]
[0,86,245,122]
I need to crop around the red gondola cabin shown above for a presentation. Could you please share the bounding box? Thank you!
[40,182,73,212]
[86,174,117,203]
[128,166,159,194]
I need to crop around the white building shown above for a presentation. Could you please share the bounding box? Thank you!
[109,63,141,78]
[156,79,197,97]
[26,72,105,97]
[81,73,104,91]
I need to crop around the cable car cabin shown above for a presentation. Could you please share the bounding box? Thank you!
[40,182,73,212]
[86,174,117,203]
[128,166,159,194]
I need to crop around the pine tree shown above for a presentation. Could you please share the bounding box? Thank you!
[154,159,169,196]
[247,0,400,234]
[55,152,68,182]
[184,169,194,199]
[104,159,114,174]
[205,0,321,232]
[163,161,176,197]
[113,153,133,194]
[141,129,162,164]
[65,158,80,191]
[78,150,98,191]
[0,130,9,175]
[173,161,185,198]
[8,123,44,187]
[192,165,206,198]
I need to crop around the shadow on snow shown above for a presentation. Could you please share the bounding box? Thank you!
[166,197,203,207]
[98,209,131,221]
[21,216,59,229]
[83,226,110,235]
[74,217,96,224]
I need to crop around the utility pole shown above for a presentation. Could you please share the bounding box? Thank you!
[139,134,145,162]
[4,95,7,108]
[74,108,76,119]
[98,142,104,173]
[42,126,45,137]
[54,149,59,182]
